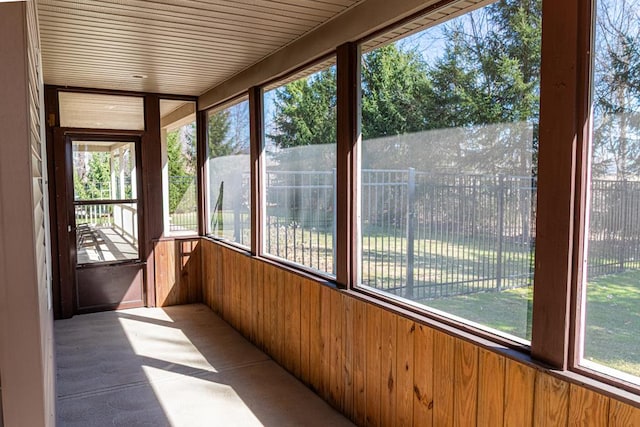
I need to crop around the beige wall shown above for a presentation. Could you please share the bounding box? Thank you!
[0,1,56,426]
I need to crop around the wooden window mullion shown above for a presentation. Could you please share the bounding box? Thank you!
[249,86,264,257]
[336,42,361,289]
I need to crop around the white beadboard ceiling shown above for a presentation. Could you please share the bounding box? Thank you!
[37,0,365,96]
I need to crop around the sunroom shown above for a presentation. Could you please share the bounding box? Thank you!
[1,0,640,425]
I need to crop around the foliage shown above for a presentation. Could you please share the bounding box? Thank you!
[269,0,542,176]
[208,110,232,157]
[592,0,640,179]
[361,44,432,139]
[269,67,337,148]
[425,0,541,174]
[167,131,192,212]
[74,152,111,199]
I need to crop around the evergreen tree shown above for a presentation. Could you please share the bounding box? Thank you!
[208,110,233,157]
[426,0,542,174]
[270,67,337,148]
[361,44,432,139]
[167,131,190,212]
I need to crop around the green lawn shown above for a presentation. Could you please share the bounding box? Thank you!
[427,269,640,377]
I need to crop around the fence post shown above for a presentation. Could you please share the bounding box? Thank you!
[619,181,628,271]
[233,179,241,243]
[496,175,505,292]
[332,168,337,276]
[406,168,416,299]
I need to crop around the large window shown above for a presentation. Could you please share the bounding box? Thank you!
[262,62,337,275]
[580,0,640,385]
[357,1,540,343]
[206,98,251,247]
[160,100,198,236]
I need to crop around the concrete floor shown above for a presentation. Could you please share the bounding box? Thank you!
[55,304,354,427]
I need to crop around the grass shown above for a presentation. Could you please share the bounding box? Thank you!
[426,269,640,378]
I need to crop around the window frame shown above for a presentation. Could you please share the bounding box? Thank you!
[568,0,640,394]
[256,55,340,280]
[202,94,252,250]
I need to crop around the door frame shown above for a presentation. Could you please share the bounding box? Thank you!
[54,128,146,317]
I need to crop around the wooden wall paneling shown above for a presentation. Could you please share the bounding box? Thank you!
[237,253,250,337]
[228,250,240,329]
[211,243,223,314]
[180,239,201,304]
[275,267,287,366]
[533,372,570,426]
[413,323,434,426]
[153,241,167,306]
[453,339,479,426]
[152,238,202,307]
[365,303,382,426]
[319,284,332,399]
[396,317,415,427]
[477,349,505,426]
[201,240,211,307]
[263,263,278,360]
[299,277,312,385]
[329,289,345,409]
[240,252,251,338]
[308,278,322,393]
[433,331,455,427]
[568,384,609,426]
[284,273,302,378]
[342,295,354,419]
[221,248,232,323]
[251,259,264,348]
[608,400,640,426]
[380,309,398,426]
[352,298,367,426]
[199,242,640,427]
[504,359,535,426]
[192,240,201,301]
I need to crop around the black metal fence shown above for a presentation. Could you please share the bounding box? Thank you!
[588,179,640,276]
[169,175,198,232]
[360,170,536,299]
[205,169,640,300]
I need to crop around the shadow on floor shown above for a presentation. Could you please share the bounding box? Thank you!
[55,304,353,427]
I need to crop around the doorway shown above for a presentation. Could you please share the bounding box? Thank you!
[57,133,146,315]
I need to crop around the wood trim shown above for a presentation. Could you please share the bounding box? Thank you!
[196,109,207,236]
[47,84,197,102]
[45,86,62,318]
[531,0,580,369]
[569,0,595,375]
[143,94,162,307]
[249,86,263,256]
[335,42,360,289]
[53,128,74,318]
